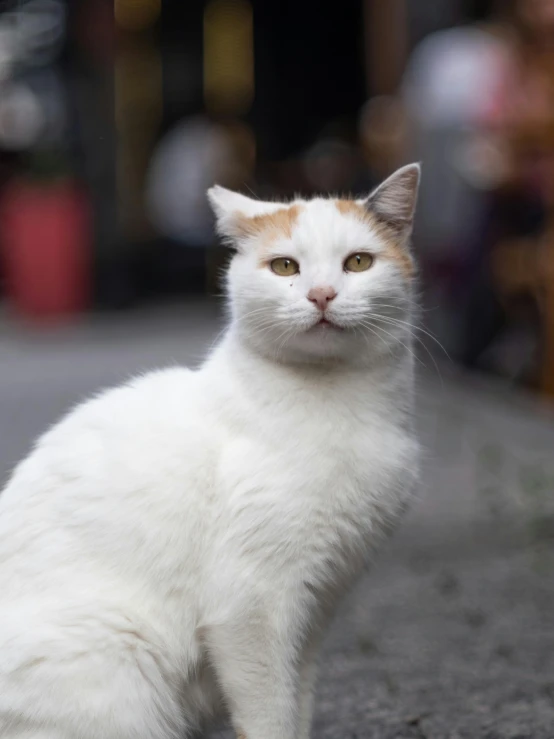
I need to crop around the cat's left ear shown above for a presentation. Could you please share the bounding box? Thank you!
[359,163,421,245]
[207,185,285,245]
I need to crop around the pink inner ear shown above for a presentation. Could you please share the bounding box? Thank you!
[366,164,420,232]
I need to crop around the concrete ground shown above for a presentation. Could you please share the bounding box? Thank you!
[1,302,554,739]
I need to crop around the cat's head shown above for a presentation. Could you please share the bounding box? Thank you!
[208,163,420,365]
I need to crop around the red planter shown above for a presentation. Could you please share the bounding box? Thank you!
[0,180,91,321]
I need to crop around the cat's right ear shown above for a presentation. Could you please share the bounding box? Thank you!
[360,163,421,247]
[207,186,283,246]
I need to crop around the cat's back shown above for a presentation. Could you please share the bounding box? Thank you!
[0,365,224,592]
[2,366,208,503]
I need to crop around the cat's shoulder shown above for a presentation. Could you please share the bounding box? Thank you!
[85,365,198,411]
[40,366,204,447]
[2,367,207,500]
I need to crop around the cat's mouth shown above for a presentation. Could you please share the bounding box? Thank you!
[313,317,343,330]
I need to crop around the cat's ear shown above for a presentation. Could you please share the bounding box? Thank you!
[207,185,284,245]
[359,163,421,245]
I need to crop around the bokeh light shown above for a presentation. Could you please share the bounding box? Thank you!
[115,0,161,32]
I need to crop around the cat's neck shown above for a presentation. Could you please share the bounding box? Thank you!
[207,323,413,404]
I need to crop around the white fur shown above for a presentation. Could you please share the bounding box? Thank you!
[0,165,421,739]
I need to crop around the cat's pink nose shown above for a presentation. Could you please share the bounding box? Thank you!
[307,286,337,312]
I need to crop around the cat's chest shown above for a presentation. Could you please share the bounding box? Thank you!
[216,404,415,569]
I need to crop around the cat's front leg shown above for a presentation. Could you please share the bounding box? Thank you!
[296,651,319,739]
[201,616,299,739]
[296,619,330,739]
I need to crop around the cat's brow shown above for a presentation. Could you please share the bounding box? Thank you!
[334,199,414,279]
[236,204,302,242]
[335,200,367,220]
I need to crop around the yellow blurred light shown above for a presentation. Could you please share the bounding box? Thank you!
[115,0,161,32]
[204,0,254,115]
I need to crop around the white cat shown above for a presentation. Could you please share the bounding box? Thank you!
[0,164,421,739]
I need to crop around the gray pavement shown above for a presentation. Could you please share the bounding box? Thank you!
[1,302,554,739]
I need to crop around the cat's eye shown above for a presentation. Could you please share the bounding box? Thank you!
[270,257,300,276]
[344,253,373,273]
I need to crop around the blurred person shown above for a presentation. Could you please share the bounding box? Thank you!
[145,116,256,296]
[146,116,255,249]
[460,0,554,379]
[399,0,509,356]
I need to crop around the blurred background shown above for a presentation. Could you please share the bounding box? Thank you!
[2,1,554,736]
[1,0,554,395]
[1,0,554,393]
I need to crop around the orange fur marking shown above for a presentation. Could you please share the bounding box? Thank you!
[335,199,415,279]
[335,200,366,219]
[234,204,302,266]
[236,204,302,243]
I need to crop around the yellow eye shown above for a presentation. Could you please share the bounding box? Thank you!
[344,253,373,272]
[270,257,300,276]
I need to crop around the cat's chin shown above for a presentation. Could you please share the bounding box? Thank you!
[275,326,356,364]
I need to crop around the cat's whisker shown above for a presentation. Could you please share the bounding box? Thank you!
[359,320,426,372]
[241,307,278,321]
[274,324,299,356]
[367,311,447,360]
[356,323,392,358]
[362,315,444,389]
[250,317,293,333]
[368,313,450,360]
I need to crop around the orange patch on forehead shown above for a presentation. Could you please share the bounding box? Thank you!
[335,200,367,220]
[236,204,302,242]
[334,199,415,279]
